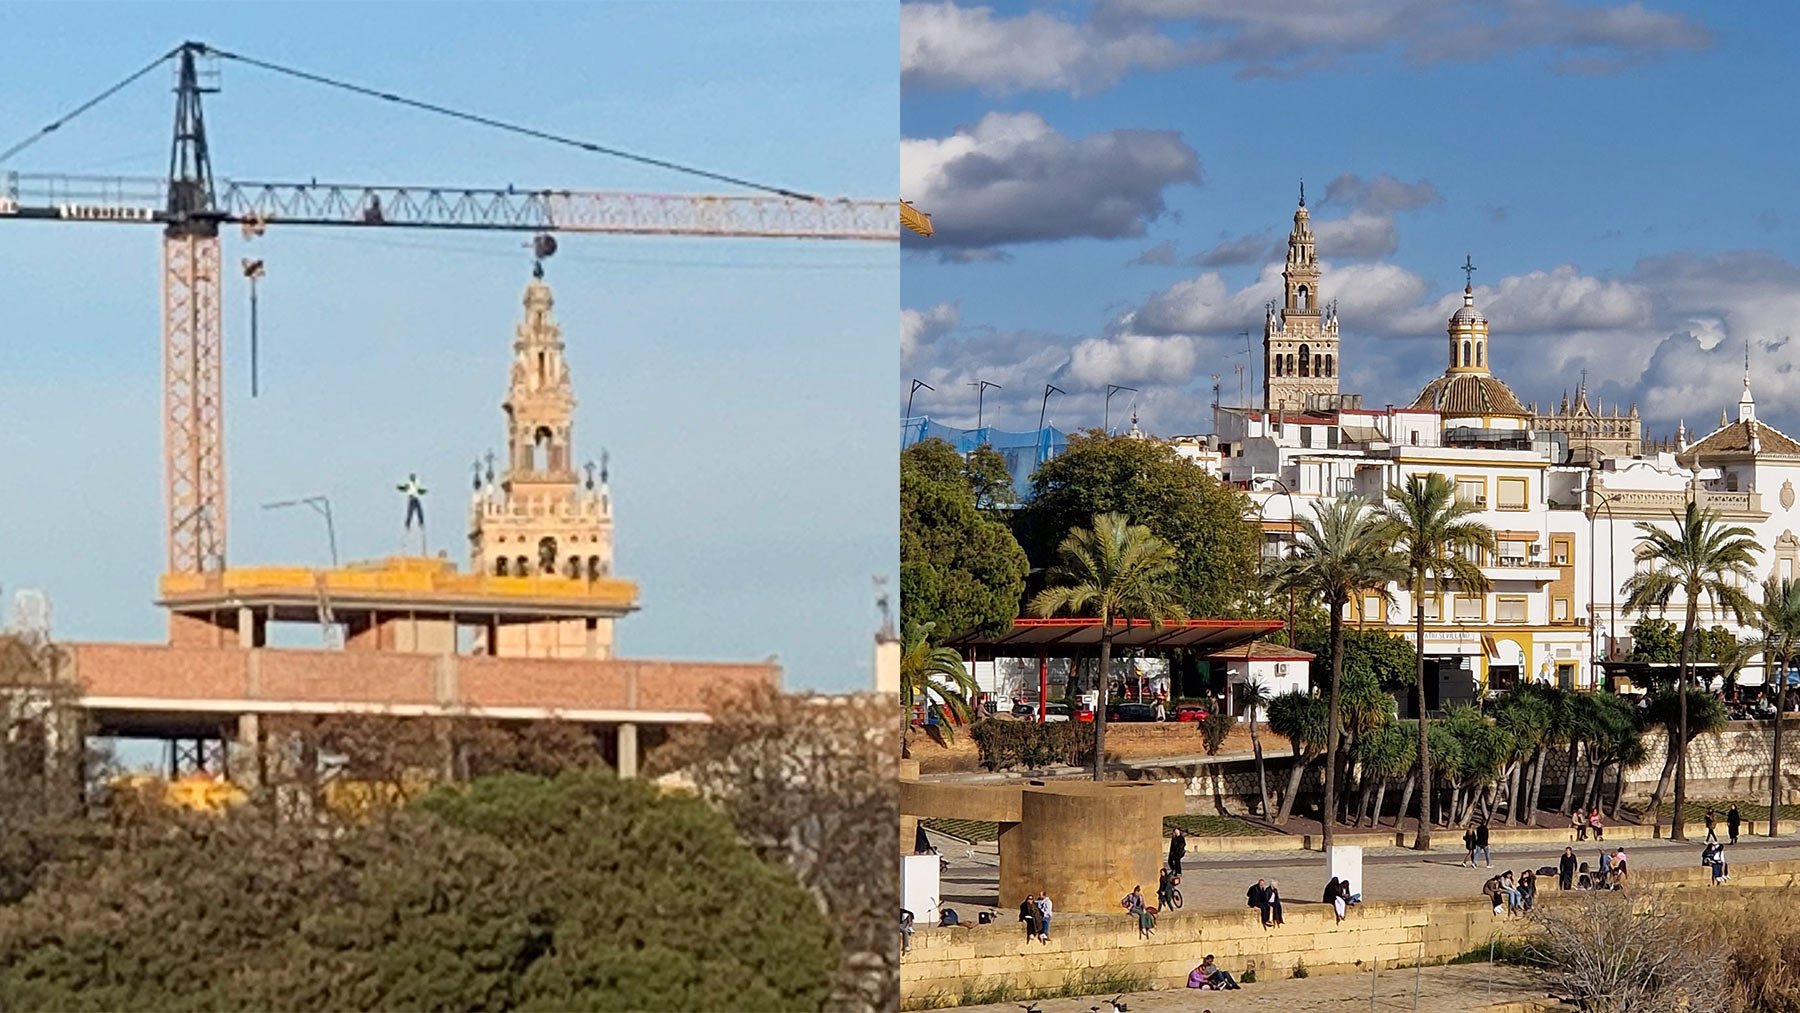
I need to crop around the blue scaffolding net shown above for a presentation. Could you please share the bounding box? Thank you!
[901,417,1068,501]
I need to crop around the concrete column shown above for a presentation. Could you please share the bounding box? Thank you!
[232,713,262,791]
[237,606,256,649]
[585,617,599,659]
[617,722,639,779]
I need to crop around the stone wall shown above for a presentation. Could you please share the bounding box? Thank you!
[901,859,1800,1008]
[902,894,1516,1008]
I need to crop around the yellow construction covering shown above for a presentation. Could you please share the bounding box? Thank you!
[901,200,933,237]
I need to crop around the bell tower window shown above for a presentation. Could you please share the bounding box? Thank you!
[1324,353,1334,377]
[1296,286,1310,311]
[1461,341,1471,367]
[1298,344,1310,377]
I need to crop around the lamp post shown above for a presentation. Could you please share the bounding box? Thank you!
[1105,384,1138,434]
[1038,383,1065,465]
[1587,485,1618,685]
[906,378,934,419]
[967,379,1001,436]
[263,496,340,568]
[1256,477,1298,642]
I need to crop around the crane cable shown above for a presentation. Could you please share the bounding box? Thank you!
[0,46,180,165]
[199,44,818,202]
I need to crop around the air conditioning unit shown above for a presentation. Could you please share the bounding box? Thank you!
[1275,662,1290,676]
[1528,544,1542,558]
[1475,495,1488,506]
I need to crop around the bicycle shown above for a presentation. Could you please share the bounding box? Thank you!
[1168,874,1183,910]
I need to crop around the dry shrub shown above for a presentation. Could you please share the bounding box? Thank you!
[1530,890,1800,1012]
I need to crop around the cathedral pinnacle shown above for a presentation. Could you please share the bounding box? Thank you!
[1298,179,1305,208]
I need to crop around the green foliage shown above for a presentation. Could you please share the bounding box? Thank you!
[1292,958,1309,978]
[1303,628,1419,694]
[0,772,837,1012]
[964,444,1018,510]
[1199,710,1234,756]
[900,622,976,751]
[1641,686,1728,743]
[1353,720,1417,780]
[968,718,1096,771]
[1266,690,1329,758]
[1241,967,1257,984]
[1629,617,1680,663]
[901,439,1029,639]
[1015,431,1257,617]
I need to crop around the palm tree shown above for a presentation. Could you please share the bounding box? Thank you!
[1384,474,1495,850]
[1756,576,1800,837]
[898,623,978,759]
[1029,512,1186,781]
[1272,497,1405,848]
[1620,501,1758,841]
[1266,689,1329,826]
[1239,675,1275,820]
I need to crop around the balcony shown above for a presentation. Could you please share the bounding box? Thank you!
[1480,562,1559,583]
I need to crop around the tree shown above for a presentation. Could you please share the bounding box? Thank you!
[1492,688,1554,825]
[1621,502,1758,841]
[964,444,1018,510]
[1638,686,1727,817]
[1628,617,1681,663]
[1352,720,1415,828]
[1274,496,1405,848]
[1239,676,1275,820]
[648,683,900,1013]
[900,439,1029,639]
[1015,431,1257,617]
[1028,512,1187,781]
[898,622,977,758]
[1266,690,1328,826]
[1302,628,1418,694]
[1385,473,1495,850]
[1755,576,1800,838]
[0,772,839,1012]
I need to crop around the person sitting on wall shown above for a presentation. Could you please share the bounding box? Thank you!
[1018,893,1042,943]
[1137,904,1158,940]
[1122,884,1146,917]
[1481,874,1506,914]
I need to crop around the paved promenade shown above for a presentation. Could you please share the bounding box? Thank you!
[931,825,1800,912]
[949,964,1555,1013]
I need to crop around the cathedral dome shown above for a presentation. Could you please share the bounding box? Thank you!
[1449,286,1486,326]
[1409,372,1530,418]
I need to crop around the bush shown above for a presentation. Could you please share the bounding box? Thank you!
[970,718,1096,771]
[1199,711,1234,756]
[0,771,838,1012]
[1292,958,1308,979]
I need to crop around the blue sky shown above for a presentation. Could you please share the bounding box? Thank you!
[902,1,1800,441]
[0,2,897,692]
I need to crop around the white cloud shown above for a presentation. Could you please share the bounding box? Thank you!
[901,1,1187,96]
[901,112,1200,251]
[901,303,959,368]
[1064,332,1202,388]
[902,0,1712,96]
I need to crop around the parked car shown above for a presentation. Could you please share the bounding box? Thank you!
[1042,702,1072,723]
[1074,704,1097,723]
[1108,701,1159,722]
[1011,701,1042,719]
[1174,704,1210,722]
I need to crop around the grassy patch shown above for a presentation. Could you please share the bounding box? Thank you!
[921,818,1000,843]
[1164,814,1275,837]
[1445,934,1544,968]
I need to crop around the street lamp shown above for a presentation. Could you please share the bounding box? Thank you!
[906,378,934,419]
[263,495,340,568]
[1105,384,1138,434]
[1254,476,1298,642]
[1587,485,1618,683]
[1038,384,1066,465]
[968,379,1001,435]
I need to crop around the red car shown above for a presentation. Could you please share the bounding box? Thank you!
[1174,704,1210,722]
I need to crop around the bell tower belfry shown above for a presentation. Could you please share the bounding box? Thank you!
[1263,182,1341,412]
[469,266,621,658]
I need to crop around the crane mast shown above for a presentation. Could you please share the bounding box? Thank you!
[164,44,225,575]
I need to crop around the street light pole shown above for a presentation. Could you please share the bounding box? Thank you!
[1105,384,1139,434]
[907,378,934,419]
[968,379,1001,435]
[1257,477,1298,642]
[1038,384,1066,465]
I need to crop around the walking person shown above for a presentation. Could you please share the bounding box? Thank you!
[1474,818,1493,868]
[1462,823,1479,867]
[1705,809,1719,844]
[1157,866,1175,912]
[1727,803,1742,845]
[900,909,915,955]
[1168,827,1186,876]
[1612,848,1629,890]
[1035,889,1053,943]
[1559,846,1578,891]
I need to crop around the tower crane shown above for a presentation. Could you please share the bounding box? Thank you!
[0,42,899,578]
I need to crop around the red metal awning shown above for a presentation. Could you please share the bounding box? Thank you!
[944,618,1283,656]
